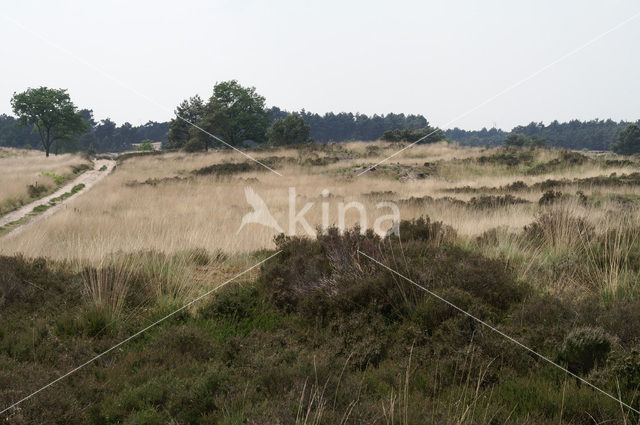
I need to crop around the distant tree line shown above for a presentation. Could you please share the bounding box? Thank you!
[445,119,638,151]
[74,111,168,154]
[164,81,441,150]
[3,84,639,154]
[444,127,507,147]
[0,109,168,154]
[268,107,433,143]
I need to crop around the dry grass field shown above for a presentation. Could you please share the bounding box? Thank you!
[1,142,638,263]
[0,147,92,215]
[3,143,640,424]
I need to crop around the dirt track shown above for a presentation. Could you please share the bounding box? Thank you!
[0,159,116,237]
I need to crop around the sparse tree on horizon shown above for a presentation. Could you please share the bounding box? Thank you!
[10,87,87,157]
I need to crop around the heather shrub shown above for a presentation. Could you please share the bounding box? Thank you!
[468,194,529,209]
[538,190,564,206]
[559,327,612,376]
[27,183,49,198]
[476,148,535,167]
[394,216,457,244]
[526,150,590,175]
[601,349,640,393]
[260,219,524,323]
[503,180,528,191]
[0,255,72,308]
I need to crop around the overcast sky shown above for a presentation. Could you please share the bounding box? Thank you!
[1,0,639,130]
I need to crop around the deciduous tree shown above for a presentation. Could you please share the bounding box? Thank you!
[267,113,310,145]
[10,87,87,157]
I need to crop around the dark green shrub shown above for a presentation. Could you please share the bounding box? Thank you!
[394,216,457,244]
[260,219,524,323]
[71,163,92,174]
[538,190,564,205]
[503,180,528,191]
[190,158,291,176]
[468,194,529,209]
[200,284,261,322]
[559,327,612,376]
[597,300,640,346]
[477,149,535,167]
[602,349,640,392]
[300,155,340,166]
[508,295,576,357]
[0,255,77,311]
[82,306,111,337]
[183,138,206,152]
[27,183,49,198]
[380,127,442,143]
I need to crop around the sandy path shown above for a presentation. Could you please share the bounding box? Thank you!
[0,159,116,236]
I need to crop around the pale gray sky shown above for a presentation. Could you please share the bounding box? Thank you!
[1,0,639,130]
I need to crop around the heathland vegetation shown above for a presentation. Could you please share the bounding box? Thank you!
[2,139,640,423]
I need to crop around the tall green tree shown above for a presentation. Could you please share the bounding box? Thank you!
[267,113,311,145]
[194,80,269,148]
[612,123,640,155]
[166,95,204,149]
[10,87,88,157]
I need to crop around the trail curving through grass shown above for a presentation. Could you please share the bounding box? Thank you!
[0,159,116,237]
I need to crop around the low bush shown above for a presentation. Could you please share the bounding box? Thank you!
[192,157,288,176]
[260,218,523,321]
[71,163,92,174]
[601,349,640,392]
[27,183,49,198]
[559,327,612,376]
[538,190,564,205]
[526,150,590,175]
[476,148,535,167]
[0,255,77,309]
[468,194,529,209]
[380,127,442,143]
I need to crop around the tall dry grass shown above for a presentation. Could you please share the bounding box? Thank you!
[1,143,638,267]
[582,213,640,300]
[0,148,91,215]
